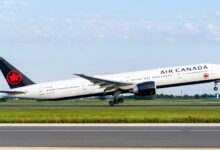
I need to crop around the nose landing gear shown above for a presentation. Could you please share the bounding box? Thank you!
[214,81,219,99]
[214,82,219,91]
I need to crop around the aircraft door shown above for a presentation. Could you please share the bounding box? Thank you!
[82,81,88,91]
[39,88,46,96]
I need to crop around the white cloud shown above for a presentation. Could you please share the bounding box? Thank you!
[0,14,15,23]
[207,24,219,34]
[1,12,220,44]
[2,0,13,7]
[207,24,220,41]
[176,15,185,20]
[165,37,176,43]
[65,18,73,25]
[216,12,220,17]
[18,0,28,7]
[183,23,199,33]
[1,0,29,8]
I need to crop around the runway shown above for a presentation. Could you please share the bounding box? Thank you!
[1,105,220,109]
[0,124,220,148]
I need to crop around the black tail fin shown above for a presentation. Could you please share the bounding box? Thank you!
[0,57,35,89]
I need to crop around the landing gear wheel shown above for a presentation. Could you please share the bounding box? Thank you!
[118,98,124,104]
[214,87,218,91]
[114,100,119,105]
[109,101,115,106]
[113,97,120,105]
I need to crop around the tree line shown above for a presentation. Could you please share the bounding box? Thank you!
[98,94,218,100]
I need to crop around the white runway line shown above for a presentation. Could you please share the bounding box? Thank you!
[0,148,219,150]
[0,129,183,132]
[2,129,220,132]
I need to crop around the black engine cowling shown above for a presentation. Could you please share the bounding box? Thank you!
[133,81,156,96]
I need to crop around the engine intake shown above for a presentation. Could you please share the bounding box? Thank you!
[133,81,156,96]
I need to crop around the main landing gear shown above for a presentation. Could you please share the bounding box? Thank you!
[109,97,124,106]
[214,82,219,91]
[109,90,125,106]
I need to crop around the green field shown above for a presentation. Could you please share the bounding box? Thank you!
[1,99,220,106]
[0,99,220,123]
[0,108,220,123]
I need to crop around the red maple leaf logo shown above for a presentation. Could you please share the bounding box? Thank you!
[6,70,22,85]
[203,73,209,79]
[9,73,19,82]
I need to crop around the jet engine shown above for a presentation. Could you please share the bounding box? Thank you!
[133,81,156,96]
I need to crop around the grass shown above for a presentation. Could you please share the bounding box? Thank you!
[0,108,220,123]
[1,99,220,106]
[0,99,220,123]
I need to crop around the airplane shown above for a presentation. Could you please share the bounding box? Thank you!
[0,57,219,106]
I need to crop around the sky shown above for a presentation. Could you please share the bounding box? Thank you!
[1,0,220,95]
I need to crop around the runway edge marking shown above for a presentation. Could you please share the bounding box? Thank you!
[0,148,219,150]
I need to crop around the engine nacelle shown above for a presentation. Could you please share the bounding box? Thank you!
[133,81,156,96]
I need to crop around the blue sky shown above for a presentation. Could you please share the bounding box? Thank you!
[1,0,220,95]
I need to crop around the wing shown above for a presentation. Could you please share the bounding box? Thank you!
[74,74,133,92]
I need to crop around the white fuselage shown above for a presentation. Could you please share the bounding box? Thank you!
[6,64,220,100]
